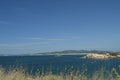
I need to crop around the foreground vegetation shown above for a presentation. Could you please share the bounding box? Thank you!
[0,67,120,80]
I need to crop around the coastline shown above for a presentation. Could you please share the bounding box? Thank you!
[84,53,120,59]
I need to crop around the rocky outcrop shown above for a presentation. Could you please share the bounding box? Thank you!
[116,55,120,58]
[85,53,119,59]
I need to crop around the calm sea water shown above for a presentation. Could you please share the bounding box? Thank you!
[0,55,120,75]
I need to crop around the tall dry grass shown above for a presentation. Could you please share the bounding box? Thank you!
[0,67,117,80]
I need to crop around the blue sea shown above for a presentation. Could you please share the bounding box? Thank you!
[0,55,120,75]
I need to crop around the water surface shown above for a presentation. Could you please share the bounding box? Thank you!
[0,55,120,75]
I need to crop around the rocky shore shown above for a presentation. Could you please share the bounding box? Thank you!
[85,53,120,59]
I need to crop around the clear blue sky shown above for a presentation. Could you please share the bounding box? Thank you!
[0,0,120,54]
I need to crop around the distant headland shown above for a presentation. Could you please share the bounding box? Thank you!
[0,50,120,59]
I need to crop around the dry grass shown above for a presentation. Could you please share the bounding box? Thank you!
[0,67,117,80]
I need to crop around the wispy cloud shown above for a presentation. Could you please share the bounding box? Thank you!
[0,42,47,50]
[0,37,66,50]
[28,37,65,41]
[30,38,44,40]
[0,21,9,24]
[0,36,83,50]
[25,36,85,42]
[47,39,65,41]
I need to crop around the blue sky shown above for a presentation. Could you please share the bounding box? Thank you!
[0,0,120,54]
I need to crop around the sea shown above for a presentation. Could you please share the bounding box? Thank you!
[0,55,120,75]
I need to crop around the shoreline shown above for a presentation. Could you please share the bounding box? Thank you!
[84,53,120,59]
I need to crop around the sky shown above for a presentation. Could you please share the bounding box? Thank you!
[0,0,120,54]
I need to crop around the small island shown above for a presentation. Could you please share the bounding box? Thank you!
[85,52,120,59]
